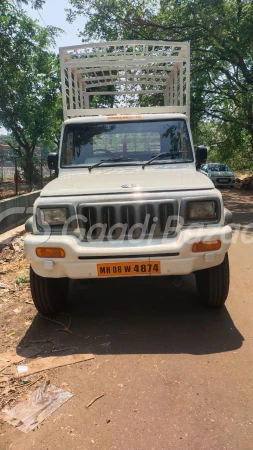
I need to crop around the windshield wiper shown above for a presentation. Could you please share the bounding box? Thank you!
[142,152,184,170]
[88,157,137,172]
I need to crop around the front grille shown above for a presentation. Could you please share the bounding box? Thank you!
[77,201,177,240]
[216,178,231,184]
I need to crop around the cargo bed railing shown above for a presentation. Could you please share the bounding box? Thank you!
[60,40,190,120]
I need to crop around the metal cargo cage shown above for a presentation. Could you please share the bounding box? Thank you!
[60,40,190,119]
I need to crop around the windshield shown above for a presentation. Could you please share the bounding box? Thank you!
[209,164,230,172]
[61,120,193,168]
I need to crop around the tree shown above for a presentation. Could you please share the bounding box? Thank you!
[66,0,253,169]
[0,1,62,186]
[8,0,45,9]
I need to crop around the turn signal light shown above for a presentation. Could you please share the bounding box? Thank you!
[192,240,221,253]
[36,247,65,258]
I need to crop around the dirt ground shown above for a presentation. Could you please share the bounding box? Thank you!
[0,188,253,450]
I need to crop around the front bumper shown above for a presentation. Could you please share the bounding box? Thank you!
[25,226,232,279]
[212,177,235,187]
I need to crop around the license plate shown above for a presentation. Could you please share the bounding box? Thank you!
[97,261,161,277]
[219,178,229,182]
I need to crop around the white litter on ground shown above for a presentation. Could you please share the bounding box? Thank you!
[1,380,73,433]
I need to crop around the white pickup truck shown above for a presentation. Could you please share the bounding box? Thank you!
[24,41,232,314]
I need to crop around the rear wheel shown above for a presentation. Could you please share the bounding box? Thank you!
[30,266,70,314]
[195,253,230,308]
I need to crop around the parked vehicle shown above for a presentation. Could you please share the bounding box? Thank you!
[24,41,233,314]
[200,163,236,187]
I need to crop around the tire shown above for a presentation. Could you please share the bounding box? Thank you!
[195,253,230,308]
[30,266,70,314]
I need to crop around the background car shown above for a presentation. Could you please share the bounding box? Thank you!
[200,163,236,187]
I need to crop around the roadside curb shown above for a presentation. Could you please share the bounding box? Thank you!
[0,224,26,252]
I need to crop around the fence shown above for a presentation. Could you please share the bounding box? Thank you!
[0,155,56,200]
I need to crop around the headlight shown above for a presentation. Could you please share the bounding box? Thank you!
[187,201,217,221]
[40,207,68,226]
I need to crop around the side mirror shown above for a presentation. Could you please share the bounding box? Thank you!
[48,153,58,171]
[195,145,207,170]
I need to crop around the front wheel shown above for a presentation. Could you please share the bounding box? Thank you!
[195,253,230,308]
[30,266,70,314]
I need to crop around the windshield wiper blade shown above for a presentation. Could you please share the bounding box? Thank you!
[142,152,183,169]
[88,157,136,172]
[154,159,193,164]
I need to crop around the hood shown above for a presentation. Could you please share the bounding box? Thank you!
[209,171,234,177]
[41,165,214,197]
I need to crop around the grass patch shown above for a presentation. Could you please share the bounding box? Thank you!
[16,275,30,284]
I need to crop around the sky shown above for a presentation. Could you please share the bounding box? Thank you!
[0,0,86,135]
[23,0,86,49]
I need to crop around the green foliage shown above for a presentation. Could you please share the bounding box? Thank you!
[10,0,45,9]
[16,275,30,284]
[0,135,9,143]
[89,84,116,109]
[194,120,253,172]
[66,0,253,170]
[0,1,62,184]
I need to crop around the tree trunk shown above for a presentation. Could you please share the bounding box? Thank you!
[247,99,253,159]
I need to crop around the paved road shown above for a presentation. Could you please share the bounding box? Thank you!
[2,189,253,450]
